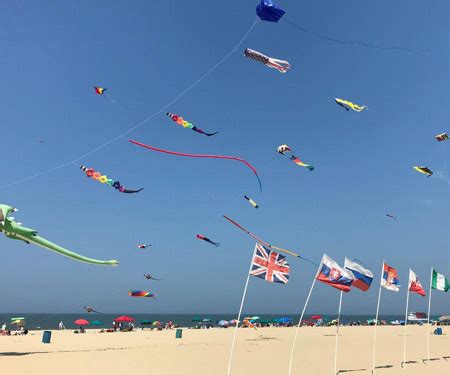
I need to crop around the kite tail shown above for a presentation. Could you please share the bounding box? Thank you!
[205,131,219,137]
[122,188,144,194]
[266,58,291,73]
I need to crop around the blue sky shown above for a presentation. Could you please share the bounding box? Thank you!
[0,0,449,315]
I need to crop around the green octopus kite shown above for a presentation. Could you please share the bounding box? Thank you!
[0,204,118,266]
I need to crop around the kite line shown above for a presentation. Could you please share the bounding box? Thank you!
[282,18,430,54]
[0,18,259,191]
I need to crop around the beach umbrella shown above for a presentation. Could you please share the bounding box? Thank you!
[202,318,213,323]
[229,319,240,326]
[276,317,293,324]
[140,320,153,325]
[311,315,322,320]
[114,316,134,323]
[90,320,103,326]
[192,317,202,322]
[10,317,25,321]
[250,316,261,322]
[217,320,229,327]
[152,321,162,326]
[74,319,89,326]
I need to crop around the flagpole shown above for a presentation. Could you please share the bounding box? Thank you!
[226,250,255,375]
[402,275,410,369]
[288,259,322,375]
[372,260,385,374]
[426,267,433,364]
[334,290,343,375]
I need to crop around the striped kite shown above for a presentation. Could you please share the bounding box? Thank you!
[128,290,156,298]
[244,195,259,209]
[196,234,219,247]
[334,98,366,112]
[277,145,314,171]
[166,113,218,136]
[413,166,433,177]
[244,48,290,73]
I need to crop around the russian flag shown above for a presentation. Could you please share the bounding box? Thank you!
[344,258,373,292]
[316,254,354,292]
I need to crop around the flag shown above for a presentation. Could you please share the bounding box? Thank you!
[431,269,449,292]
[316,254,354,292]
[344,258,373,291]
[408,269,426,297]
[381,263,400,292]
[250,243,290,284]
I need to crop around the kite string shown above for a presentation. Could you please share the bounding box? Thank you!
[282,18,430,54]
[0,18,259,191]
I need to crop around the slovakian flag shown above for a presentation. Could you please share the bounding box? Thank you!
[344,258,373,292]
[408,269,426,297]
[316,254,354,292]
[381,263,400,292]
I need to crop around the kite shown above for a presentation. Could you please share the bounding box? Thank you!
[144,274,162,281]
[128,290,156,298]
[413,166,433,177]
[244,195,259,209]
[80,165,143,194]
[244,48,290,73]
[223,215,321,267]
[0,204,118,266]
[166,113,218,137]
[334,98,366,112]
[196,234,219,247]
[386,214,397,221]
[256,0,285,23]
[436,133,449,142]
[137,244,151,249]
[83,306,103,314]
[129,140,262,191]
[94,86,133,109]
[277,145,314,171]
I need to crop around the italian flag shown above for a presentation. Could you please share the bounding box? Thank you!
[432,269,449,292]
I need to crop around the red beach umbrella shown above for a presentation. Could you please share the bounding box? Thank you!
[310,315,322,320]
[114,316,135,323]
[74,319,90,326]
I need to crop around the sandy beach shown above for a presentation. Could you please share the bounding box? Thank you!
[1,325,450,374]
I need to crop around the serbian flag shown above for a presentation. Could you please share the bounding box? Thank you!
[408,269,426,297]
[316,254,354,292]
[381,263,400,292]
[344,258,373,292]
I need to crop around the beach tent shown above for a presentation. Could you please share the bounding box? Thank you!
[114,316,134,323]
[74,319,89,326]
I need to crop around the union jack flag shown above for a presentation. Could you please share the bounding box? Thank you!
[250,243,290,284]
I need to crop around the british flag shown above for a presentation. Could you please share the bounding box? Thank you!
[250,243,290,284]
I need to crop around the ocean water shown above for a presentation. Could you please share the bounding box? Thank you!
[0,313,435,331]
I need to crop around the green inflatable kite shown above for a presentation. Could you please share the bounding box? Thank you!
[0,204,118,266]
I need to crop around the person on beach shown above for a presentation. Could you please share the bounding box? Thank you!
[1,323,6,331]
[59,321,65,330]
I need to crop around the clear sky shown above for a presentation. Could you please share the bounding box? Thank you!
[0,0,449,315]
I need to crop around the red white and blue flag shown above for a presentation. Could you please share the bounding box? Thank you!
[381,263,400,292]
[250,243,290,284]
[316,254,354,292]
[344,258,373,292]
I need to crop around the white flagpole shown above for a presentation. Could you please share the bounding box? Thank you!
[334,290,344,375]
[288,258,323,375]
[226,247,256,375]
[426,267,433,364]
[372,260,385,373]
[402,270,410,369]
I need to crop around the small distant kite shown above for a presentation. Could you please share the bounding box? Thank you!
[166,113,218,137]
[128,290,156,298]
[94,86,133,109]
[413,166,433,177]
[256,0,285,23]
[244,195,259,209]
[37,139,44,144]
[277,145,314,171]
[196,234,219,247]
[137,244,151,249]
[244,48,290,73]
[334,98,366,112]
[436,133,449,142]
[144,274,162,281]
[129,140,262,191]
[386,214,397,221]
[80,165,143,194]
[83,306,103,314]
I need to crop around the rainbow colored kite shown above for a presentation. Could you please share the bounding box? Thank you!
[128,290,156,298]
[277,145,314,171]
[166,113,218,136]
